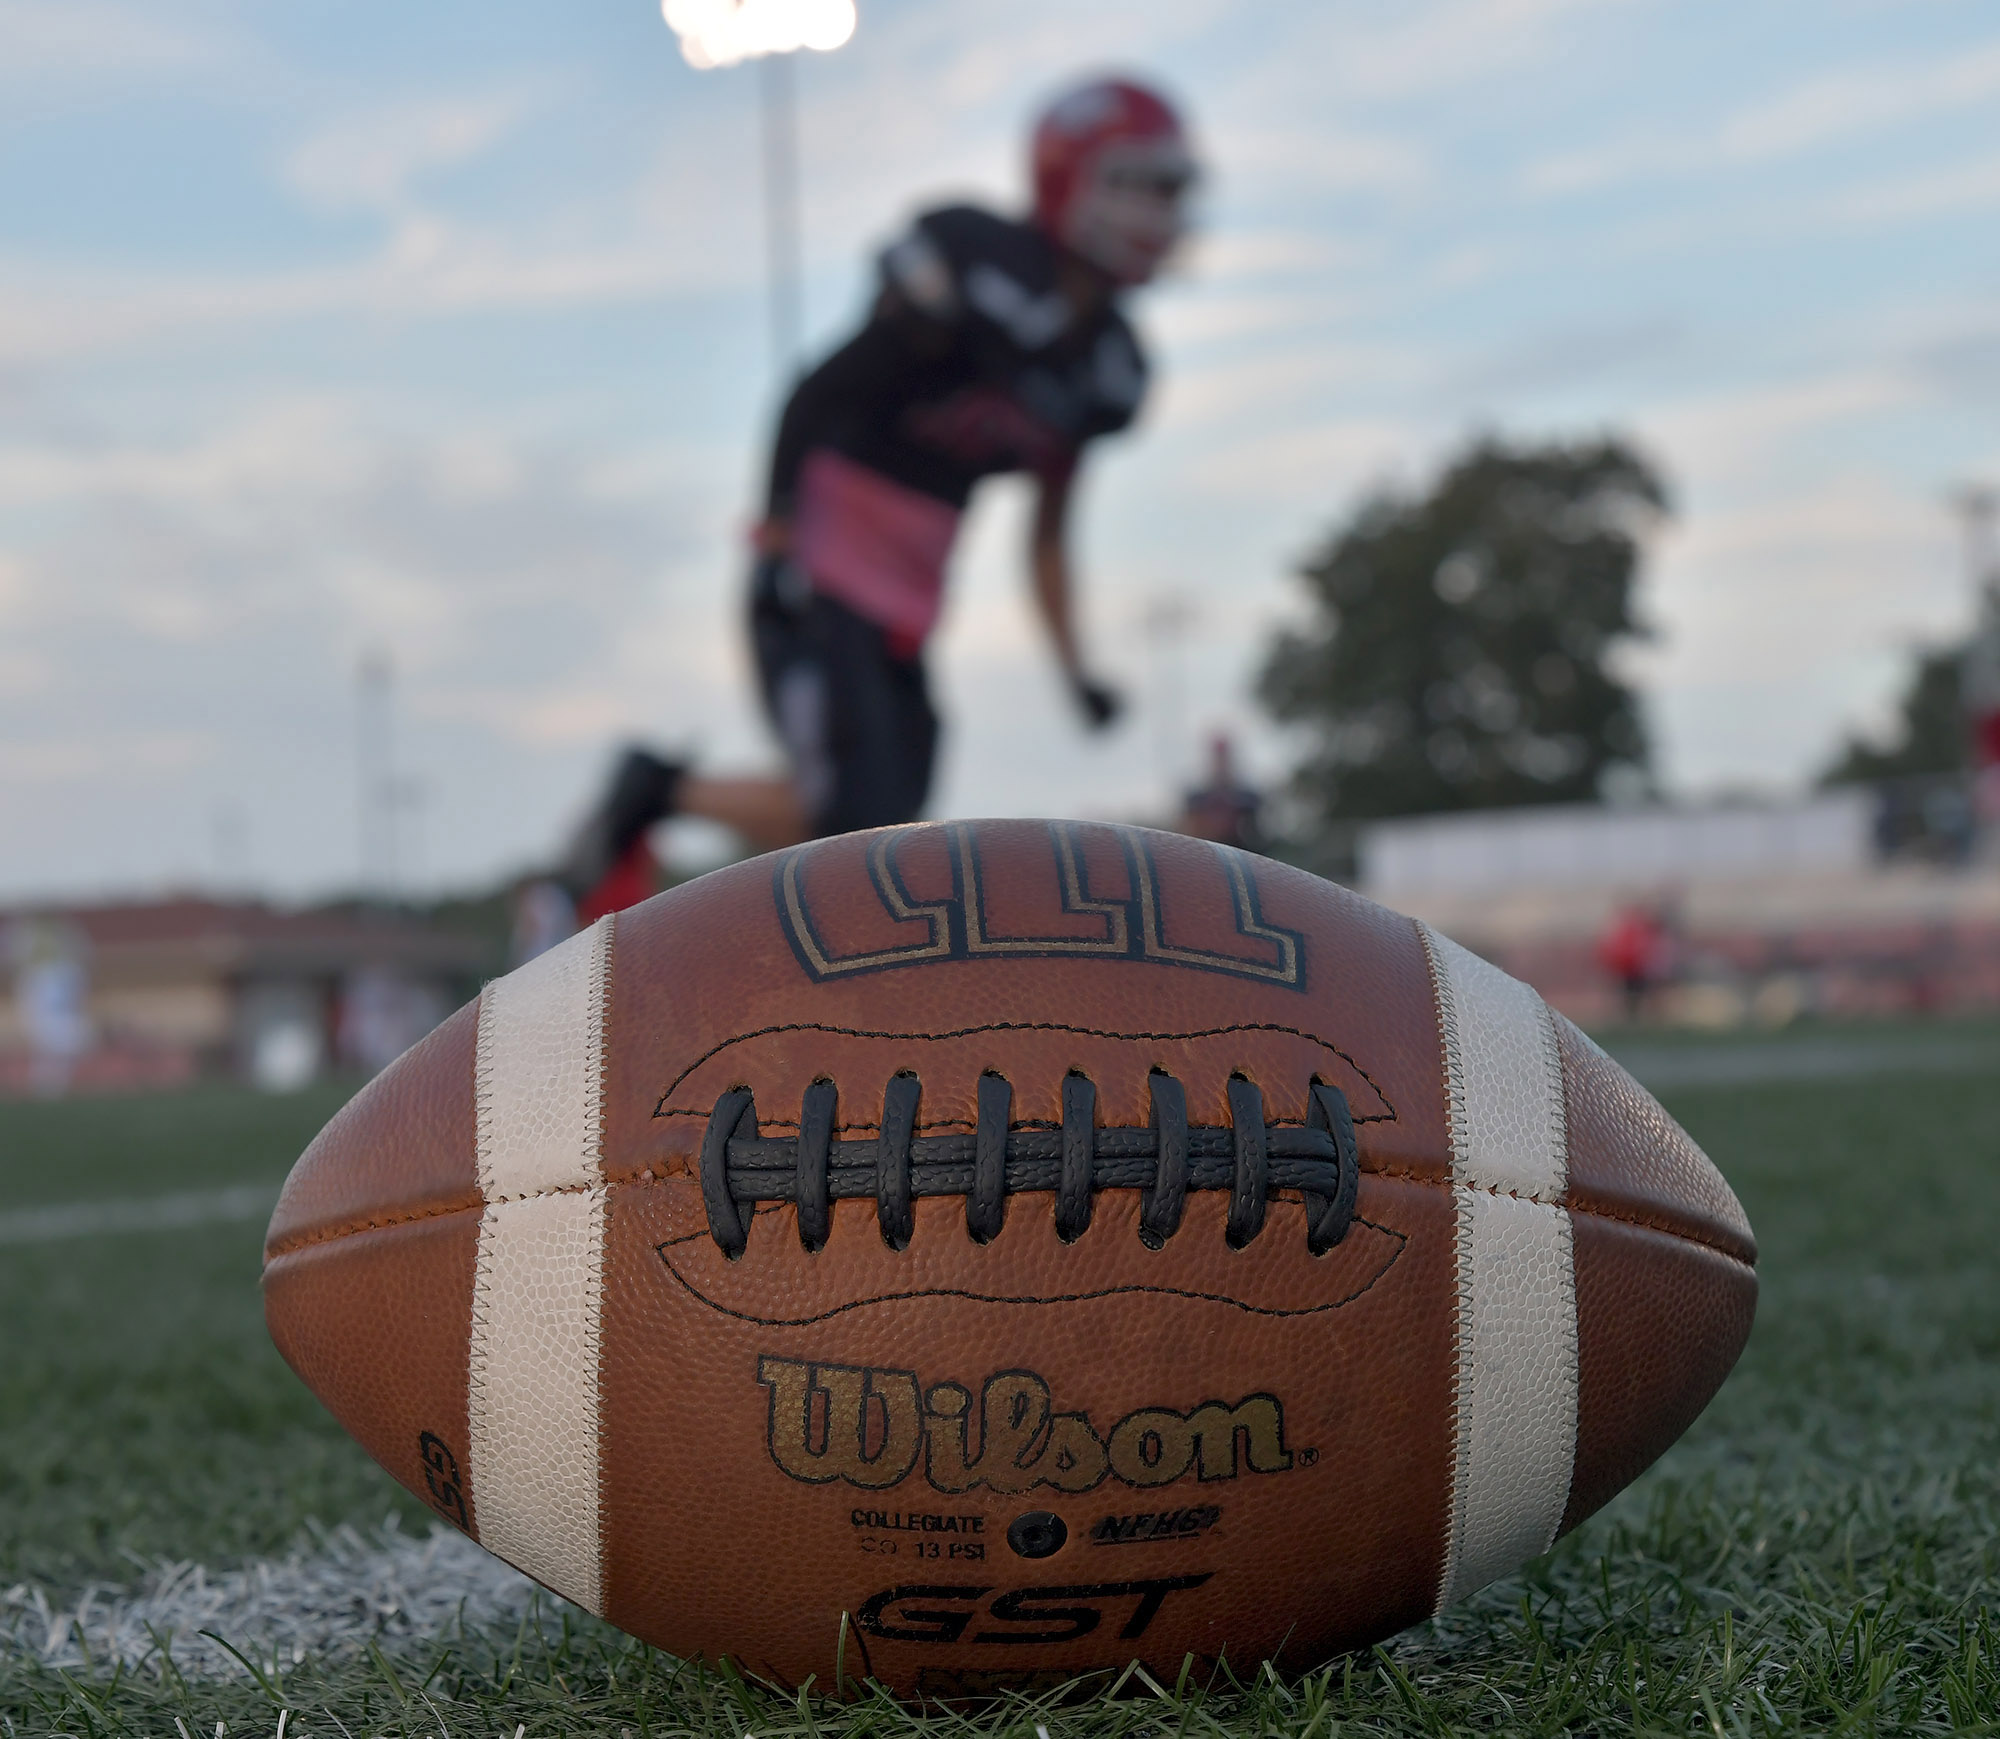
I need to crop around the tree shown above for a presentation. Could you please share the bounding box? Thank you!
[1820,644,1966,785]
[1259,436,1666,825]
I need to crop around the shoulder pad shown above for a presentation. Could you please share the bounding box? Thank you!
[879,204,1034,321]
[879,224,958,319]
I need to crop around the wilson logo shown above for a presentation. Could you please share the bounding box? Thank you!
[756,1356,1294,1495]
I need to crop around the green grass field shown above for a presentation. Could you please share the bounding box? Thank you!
[4,1024,1998,1735]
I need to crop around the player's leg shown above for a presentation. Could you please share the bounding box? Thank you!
[812,594,938,835]
[670,774,809,852]
[554,744,684,923]
[693,564,937,844]
[549,562,927,926]
[553,561,810,922]
[709,556,847,847]
[564,757,808,926]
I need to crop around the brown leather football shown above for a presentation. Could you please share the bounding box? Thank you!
[264,820,1755,1698]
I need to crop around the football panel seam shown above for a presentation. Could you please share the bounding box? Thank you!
[263,1168,1757,1268]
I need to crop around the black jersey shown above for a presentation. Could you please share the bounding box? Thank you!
[767,204,1150,516]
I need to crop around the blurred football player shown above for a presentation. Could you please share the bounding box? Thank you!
[1178,732,1264,854]
[555,75,1198,922]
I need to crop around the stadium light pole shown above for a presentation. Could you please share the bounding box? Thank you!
[1951,485,1999,590]
[760,51,803,371]
[1950,485,2000,856]
[355,647,397,903]
[1144,593,1197,803]
[661,0,858,381]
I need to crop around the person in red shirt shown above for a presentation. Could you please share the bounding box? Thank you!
[554,77,1199,923]
[1598,901,1672,1021]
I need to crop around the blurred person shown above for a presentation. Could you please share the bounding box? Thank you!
[337,967,446,1076]
[1968,577,2000,861]
[510,876,578,965]
[1597,899,1675,1022]
[554,76,1200,922]
[1177,731,1263,853]
[10,917,94,1097]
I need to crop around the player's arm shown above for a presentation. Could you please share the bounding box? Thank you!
[1031,464,1122,731]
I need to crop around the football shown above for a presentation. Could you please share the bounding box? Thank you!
[263,819,1756,1698]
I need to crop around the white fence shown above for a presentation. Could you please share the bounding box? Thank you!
[1359,793,1875,899]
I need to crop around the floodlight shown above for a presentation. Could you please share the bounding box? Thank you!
[662,0,856,69]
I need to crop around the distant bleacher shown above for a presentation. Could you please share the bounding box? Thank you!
[1358,793,2000,1027]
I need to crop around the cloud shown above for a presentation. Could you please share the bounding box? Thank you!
[1448,318,1685,399]
[1181,229,1375,281]
[1633,475,1959,708]
[0,0,1532,376]
[1268,0,1635,103]
[1668,483,1939,571]
[1638,370,1928,486]
[1156,338,1427,433]
[0,396,701,672]
[0,649,51,699]
[285,89,548,214]
[0,0,227,84]
[0,227,737,369]
[839,0,1230,111]
[1618,469,1962,787]
[0,392,752,891]
[0,400,363,513]
[1168,413,1429,507]
[1823,150,2000,226]
[1218,123,1429,197]
[1719,39,2000,161]
[1526,36,2000,196]
[1150,289,1356,350]
[0,729,215,786]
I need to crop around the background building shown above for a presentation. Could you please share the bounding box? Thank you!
[1361,790,2000,1026]
[0,900,492,1097]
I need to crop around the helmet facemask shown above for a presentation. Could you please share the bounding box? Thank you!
[1060,136,1197,286]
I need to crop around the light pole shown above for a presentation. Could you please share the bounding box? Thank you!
[661,0,858,380]
[760,50,803,371]
[355,647,396,900]
[1951,486,2000,853]
[1143,592,1197,804]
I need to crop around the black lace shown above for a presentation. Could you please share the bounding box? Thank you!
[700,1072,1359,1259]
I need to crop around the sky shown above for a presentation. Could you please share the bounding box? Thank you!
[2,0,1997,902]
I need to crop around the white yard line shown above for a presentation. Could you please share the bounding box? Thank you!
[0,1183,277,1247]
[2,1524,544,1675]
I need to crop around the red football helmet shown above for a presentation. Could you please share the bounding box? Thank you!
[1031,76,1197,287]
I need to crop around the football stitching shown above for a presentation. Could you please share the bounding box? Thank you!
[649,1210,1412,1326]
[1560,1189,1757,1264]
[1362,1161,1755,1263]
[259,1168,1757,1267]
[647,1019,1401,1124]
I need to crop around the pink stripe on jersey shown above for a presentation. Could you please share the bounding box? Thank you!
[793,449,961,644]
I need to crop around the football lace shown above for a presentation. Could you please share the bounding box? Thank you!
[699,1072,1360,1258]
